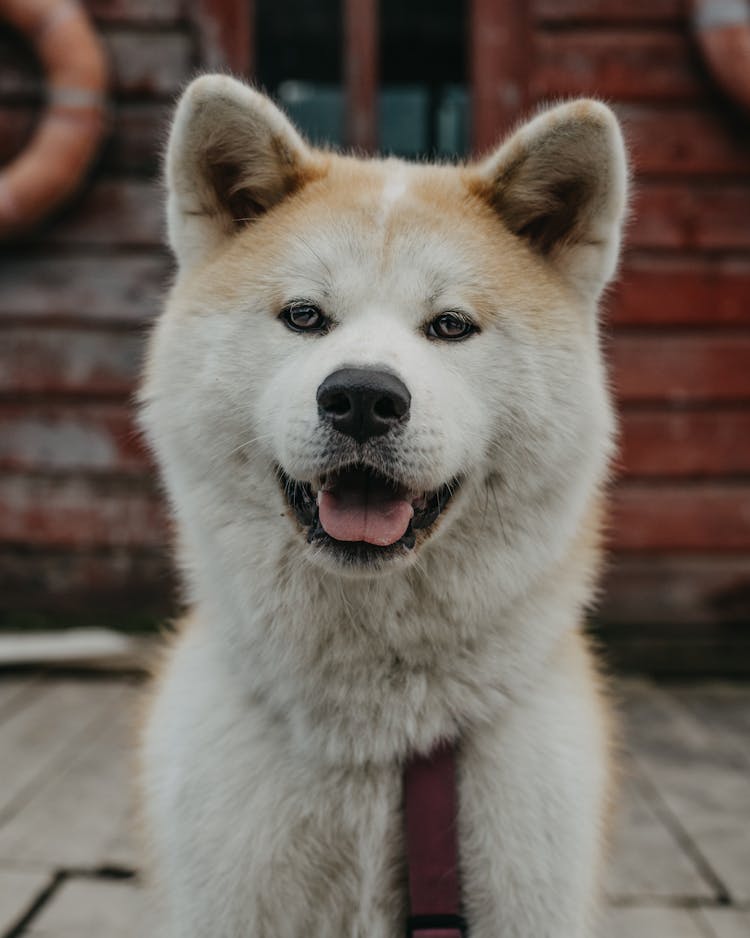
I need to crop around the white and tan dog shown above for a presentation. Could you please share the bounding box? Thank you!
[138,75,628,937]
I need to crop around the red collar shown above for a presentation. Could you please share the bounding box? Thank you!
[404,740,467,937]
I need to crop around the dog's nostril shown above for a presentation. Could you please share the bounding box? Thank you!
[373,395,400,420]
[325,392,351,417]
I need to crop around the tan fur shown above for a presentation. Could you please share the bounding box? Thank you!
[138,76,628,938]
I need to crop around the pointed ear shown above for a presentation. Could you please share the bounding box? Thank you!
[165,75,322,268]
[469,100,628,302]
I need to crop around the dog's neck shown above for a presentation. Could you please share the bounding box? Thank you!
[189,502,600,766]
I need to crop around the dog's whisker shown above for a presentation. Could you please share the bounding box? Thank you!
[227,431,277,458]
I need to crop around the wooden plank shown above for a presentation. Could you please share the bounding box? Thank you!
[105,102,173,172]
[534,0,683,22]
[0,404,150,475]
[37,179,162,247]
[698,908,750,938]
[343,0,379,152]
[0,685,141,869]
[610,483,750,551]
[610,334,750,404]
[630,184,750,251]
[620,680,750,902]
[0,327,144,396]
[0,477,166,549]
[470,0,531,152]
[599,554,750,628]
[615,105,750,177]
[0,31,193,100]
[618,410,750,478]
[23,877,151,938]
[533,31,705,103]
[606,761,716,901]
[0,255,170,325]
[192,0,254,74]
[87,0,183,21]
[0,870,51,934]
[610,255,750,327]
[0,545,171,600]
[600,907,707,938]
[0,547,175,622]
[0,680,127,826]
[598,636,750,678]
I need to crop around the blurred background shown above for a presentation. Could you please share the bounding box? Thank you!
[1,0,749,675]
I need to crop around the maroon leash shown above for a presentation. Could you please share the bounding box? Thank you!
[404,740,467,937]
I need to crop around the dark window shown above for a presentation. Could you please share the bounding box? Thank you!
[256,0,468,157]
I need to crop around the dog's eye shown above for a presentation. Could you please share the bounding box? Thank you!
[280,303,329,334]
[426,313,477,341]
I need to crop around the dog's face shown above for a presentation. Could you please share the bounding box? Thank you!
[141,78,627,578]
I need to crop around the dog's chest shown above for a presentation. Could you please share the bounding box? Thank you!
[244,759,408,937]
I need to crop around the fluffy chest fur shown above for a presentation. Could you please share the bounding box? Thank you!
[144,617,608,938]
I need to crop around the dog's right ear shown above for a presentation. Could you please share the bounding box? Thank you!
[165,75,321,268]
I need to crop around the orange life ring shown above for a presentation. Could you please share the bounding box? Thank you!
[0,0,109,237]
[692,0,750,114]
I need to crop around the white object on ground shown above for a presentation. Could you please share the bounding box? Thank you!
[0,628,142,667]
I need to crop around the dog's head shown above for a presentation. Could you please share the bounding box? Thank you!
[141,76,627,580]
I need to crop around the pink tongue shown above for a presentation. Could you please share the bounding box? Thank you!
[318,489,414,546]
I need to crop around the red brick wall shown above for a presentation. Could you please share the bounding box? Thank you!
[1,1,749,671]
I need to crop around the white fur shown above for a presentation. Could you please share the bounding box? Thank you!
[379,167,410,222]
[139,77,628,938]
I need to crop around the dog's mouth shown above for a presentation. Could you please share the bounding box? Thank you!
[279,463,458,562]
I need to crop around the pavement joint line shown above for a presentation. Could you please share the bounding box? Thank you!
[1,871,66,938]
[628,753,733,904]
[60,865,138,880]
[608,896,741,909]
[0,868,139,938]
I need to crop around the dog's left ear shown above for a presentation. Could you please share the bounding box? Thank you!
[470,100,628,303]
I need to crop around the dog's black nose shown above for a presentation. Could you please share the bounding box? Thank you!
[317,368,411,443]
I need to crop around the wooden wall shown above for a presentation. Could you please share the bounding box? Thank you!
[0,1,188,626]
[526,1,750,672]
[1,0,749,671]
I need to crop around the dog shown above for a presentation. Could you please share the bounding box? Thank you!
[138,74,628,937]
